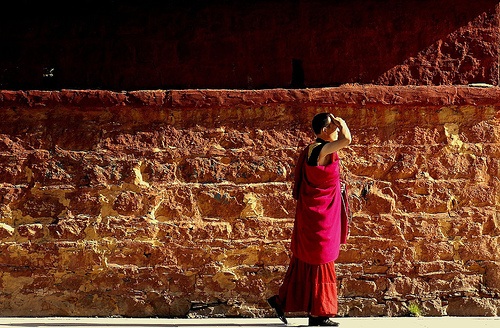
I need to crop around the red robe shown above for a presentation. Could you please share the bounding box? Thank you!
[291,146,348,264]
[278,145,349,316]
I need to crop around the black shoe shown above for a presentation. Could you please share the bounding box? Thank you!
[308,316,339,326]
[267,295,288,324]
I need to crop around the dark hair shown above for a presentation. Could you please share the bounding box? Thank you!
[311,112,331,135]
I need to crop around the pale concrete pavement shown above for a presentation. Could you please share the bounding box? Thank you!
[0,317,499,328]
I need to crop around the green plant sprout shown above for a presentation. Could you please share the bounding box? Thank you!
[406,302,422,317]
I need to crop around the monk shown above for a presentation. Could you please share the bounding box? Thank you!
[268,112,352,326]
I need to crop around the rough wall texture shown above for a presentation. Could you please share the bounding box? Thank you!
[0,86,499,317]
[1,0,499,89]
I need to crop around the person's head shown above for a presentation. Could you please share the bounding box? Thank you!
[312,112,338,141]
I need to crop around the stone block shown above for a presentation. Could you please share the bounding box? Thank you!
[386,276,431,299]
[350,215,405,241]
[459,236,500,261]
[0,222,14,238]
[447,297,497,316]
[17,223,45,240]
[484,261,500,292]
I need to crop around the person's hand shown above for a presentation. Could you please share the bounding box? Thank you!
[330,114,345,129]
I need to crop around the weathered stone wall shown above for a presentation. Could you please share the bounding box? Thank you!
[0,86,499,317]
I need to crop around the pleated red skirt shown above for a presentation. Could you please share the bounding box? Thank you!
[277,256,338,317]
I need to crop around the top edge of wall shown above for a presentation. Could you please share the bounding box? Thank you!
[0,84,499,109]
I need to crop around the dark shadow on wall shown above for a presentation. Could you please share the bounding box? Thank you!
[0,0,498,90]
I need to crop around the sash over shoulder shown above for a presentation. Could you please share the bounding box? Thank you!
[291,143,350,264]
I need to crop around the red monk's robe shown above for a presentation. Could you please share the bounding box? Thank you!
[277,145,349,316]
[291,146,348,264]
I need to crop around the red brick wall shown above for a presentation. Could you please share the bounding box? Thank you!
[0,0,499,90]
[0,86,499,317]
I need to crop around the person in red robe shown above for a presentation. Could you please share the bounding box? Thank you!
[268,112,352,326]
